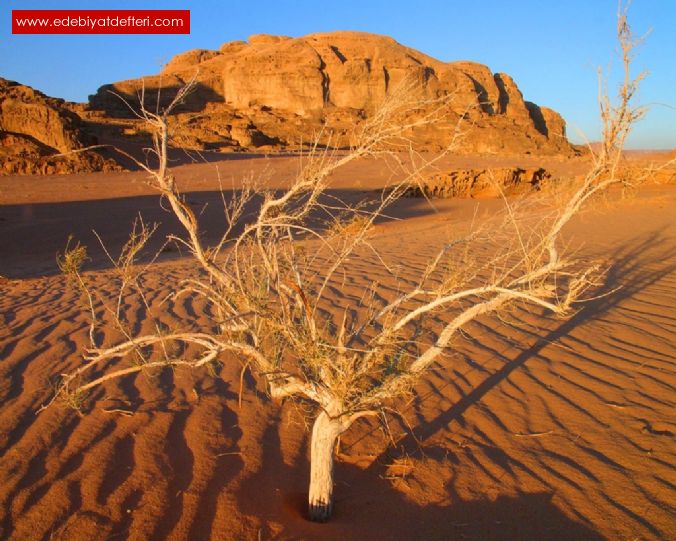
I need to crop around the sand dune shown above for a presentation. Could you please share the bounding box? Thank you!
[0,159,674,540]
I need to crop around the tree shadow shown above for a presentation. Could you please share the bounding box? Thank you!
[382,229,674,449]
[234,228,672,539]
[236,416,606,540]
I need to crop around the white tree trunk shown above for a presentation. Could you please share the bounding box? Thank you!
[308,410,346,522]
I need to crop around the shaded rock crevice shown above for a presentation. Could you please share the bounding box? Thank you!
[526,101,549,137]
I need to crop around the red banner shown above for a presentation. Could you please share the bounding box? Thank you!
[12,10,190,35]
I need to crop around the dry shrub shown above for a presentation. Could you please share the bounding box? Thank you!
[43,6,648,522]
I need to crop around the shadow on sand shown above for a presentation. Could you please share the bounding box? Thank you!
[233,415,605,541]
[233,229,673,540]
[0,188,440,279]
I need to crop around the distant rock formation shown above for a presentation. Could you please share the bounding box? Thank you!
[88,31,574,155]
[404,167,553,198]
[0,78,121,175]
[1,33,578,176]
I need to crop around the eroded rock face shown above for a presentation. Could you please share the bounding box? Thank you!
[88,31,574,155]
[0,132,119,175]
[223,39,326,115]
[405,167,553,198]
[161,49,220,73]
[0,78,82,154]
[0,78,121,175]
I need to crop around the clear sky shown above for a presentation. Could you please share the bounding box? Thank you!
[2,0,675,149]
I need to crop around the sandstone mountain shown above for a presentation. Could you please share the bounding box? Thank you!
[1,32,577,175]
[89,32,575,156]
[0,78,121,175]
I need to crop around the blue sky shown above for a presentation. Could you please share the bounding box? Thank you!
[2,0,675,149]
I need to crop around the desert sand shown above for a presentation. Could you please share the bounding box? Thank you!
[0,152,674,540]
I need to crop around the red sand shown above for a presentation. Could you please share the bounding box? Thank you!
[0,154,674,540]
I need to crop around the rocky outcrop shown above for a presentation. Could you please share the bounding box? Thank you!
[404,167,553,198]
[162,49,220,73]
[0,78,83,154]
[88,31,574,155]
[0,78,121,175]
[0,131,119,175]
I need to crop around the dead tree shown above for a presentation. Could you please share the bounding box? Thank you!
[43,8,646,522]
